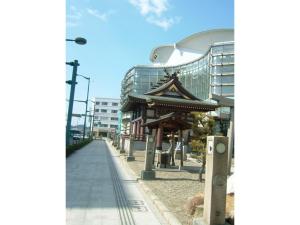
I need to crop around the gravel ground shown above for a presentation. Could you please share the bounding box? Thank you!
[121,150,205,225]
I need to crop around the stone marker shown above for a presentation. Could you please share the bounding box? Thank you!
[194,136,230,225]
[116,134,121,149]
[120,136,125,153]
[141,132,156,180]
[126,135,135,161]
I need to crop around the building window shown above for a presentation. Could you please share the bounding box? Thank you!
[222,76,234,84]
[222,65,234,74]
[221,86,234,94]
[111,117,118,121]
[100,116,109,120]
[95,101,100,105]
[101,102,108,106]
[100,124,108,127]
[95,109,99,112]
[101,109,107,113]
[94,116,99,120]
[112,103,118,106]
[110,125,118,129]
[111,110,118,113]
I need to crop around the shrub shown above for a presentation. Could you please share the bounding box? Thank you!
[66,138,93,157]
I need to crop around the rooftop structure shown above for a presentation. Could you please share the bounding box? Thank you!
[92,97,120,138]
[120,29,234,135]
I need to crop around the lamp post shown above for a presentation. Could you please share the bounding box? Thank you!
[66,37,87,45]
[65,36,86,145]
[77,74,90,140]
[90,100,96,139]
[66,60,79,146]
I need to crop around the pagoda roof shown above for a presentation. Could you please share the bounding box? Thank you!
[121,93,217,112]
[142,112,192,130]
[121,72,218,112]
[144,73,201,100]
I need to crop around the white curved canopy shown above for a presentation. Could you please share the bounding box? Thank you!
[150,29,234,66]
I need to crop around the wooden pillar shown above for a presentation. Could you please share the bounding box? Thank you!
[171,131,175,166]
[152,128,158,165]
[129,121,133,135]
[180,129,183,167]
[136,120,140,140]
[140,119,144,140]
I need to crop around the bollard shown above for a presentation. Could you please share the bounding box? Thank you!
[194,136,230,225]
[141,133,156,180]
[126,135,135,161]
[120,136,125,153]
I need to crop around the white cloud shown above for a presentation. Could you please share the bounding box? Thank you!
[66,21,79,27]
[67,6,82,27]
[129,0,168,16]
[146,16,180,31]
[128,0,180,30]
[86,8,115,22]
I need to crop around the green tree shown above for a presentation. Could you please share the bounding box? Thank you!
[190,112,215,182]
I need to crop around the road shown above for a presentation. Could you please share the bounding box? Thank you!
[66,140,168,225]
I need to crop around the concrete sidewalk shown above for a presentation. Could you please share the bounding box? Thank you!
[66,140,167,225]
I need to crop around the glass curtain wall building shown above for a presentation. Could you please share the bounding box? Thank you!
[120,29,234,134]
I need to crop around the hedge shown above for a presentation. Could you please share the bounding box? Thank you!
[66,138,93,157]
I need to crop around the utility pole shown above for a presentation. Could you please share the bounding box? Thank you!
[90,101,96,139]
[66,60,79,146]
[82,77,90,140]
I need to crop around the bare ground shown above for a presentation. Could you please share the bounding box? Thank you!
[121,150,205,225]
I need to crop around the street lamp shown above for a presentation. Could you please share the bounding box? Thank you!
[66,60,79,145]
[89,100,96,139]
[77,74,90,140]
[66,37,87,45]
[65,36,87,146]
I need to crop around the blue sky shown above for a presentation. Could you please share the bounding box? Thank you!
[66,0,234,125]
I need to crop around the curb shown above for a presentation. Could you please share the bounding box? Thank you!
[105,140,182,225]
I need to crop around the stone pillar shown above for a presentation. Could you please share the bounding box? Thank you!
[227,108,234,175]
[126,135,135,161]
[156,124,163,151]
[116,134,121,149]
[120,136,125,153]
[141,129,156,180]
[194,136,229,225]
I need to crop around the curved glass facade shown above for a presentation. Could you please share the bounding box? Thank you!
[121,42,234,105]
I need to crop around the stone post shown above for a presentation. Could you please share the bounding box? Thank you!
[116,134,121,149]
[194,136,229,225]
[120,136,125,153]
[156,124,163,151]
[126,135,135,161]
[141,130,156,180]
[227,108,234,175]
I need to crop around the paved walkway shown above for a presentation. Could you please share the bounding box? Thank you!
[66,140,168,225]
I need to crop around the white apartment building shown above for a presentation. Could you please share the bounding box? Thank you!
[92,97,120,137]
